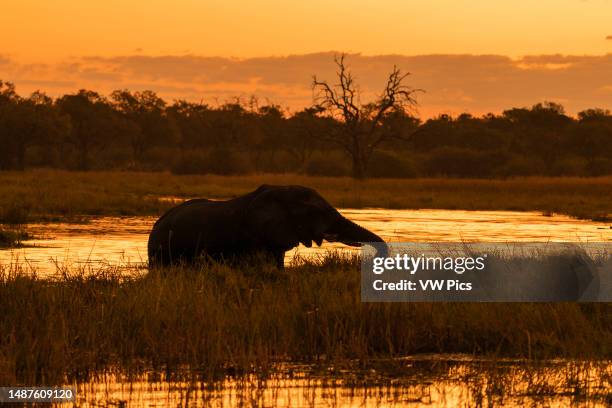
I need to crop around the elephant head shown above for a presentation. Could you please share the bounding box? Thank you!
[246,185,387,256]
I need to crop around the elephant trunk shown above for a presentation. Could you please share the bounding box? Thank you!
[330,216,388,257]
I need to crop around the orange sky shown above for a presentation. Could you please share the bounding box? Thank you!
[2,1,612,116]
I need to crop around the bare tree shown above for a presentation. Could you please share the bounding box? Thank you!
[312,54,421,178]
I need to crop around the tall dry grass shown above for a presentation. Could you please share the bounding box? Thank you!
[0,255,610,385]
[0,170,611,222]
[0,225,31,248]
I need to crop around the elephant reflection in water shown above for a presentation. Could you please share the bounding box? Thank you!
[148,184,387,268]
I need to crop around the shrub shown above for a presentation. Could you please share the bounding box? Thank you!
[255,151,302,174]
[496,155,545,177]
[172,149,251,175]
[367,151,417,178]
[424,147,508,178]
[171,151,208,175]
[206,148,251,175]
[95,146,134,170]
[546,157,587,177]
[0,226,31,247]
[137,147,181,171]
[0,203,30,224]
[585,158,612,177]
[304,155,350,177]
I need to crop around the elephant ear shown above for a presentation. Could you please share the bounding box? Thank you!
[247,187,303,249]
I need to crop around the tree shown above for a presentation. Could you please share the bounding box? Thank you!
[16,91,69,169]
[502,102,572,170]
[167,100,211,153]
[0,83,68,170]
[111,89,176,165]
[0,81,22,169]
[285,106,330,168]
[254,103,286,170]
[572,108,612,161]
[312,54,421,178]
[57,90,117,170]
[209,100,249,148]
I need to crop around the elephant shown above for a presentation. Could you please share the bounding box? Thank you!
[148,184,387,268]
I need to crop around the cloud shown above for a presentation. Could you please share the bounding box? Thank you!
[1,52,612,117]
[16,79,77,89]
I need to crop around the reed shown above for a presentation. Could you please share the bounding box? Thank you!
[0,226,31,248]
[0,255,609,385]
[0,170,610,221]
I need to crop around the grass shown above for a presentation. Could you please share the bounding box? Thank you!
[0,170,610,222]
[1,254,610,385]
[0,226,31,248]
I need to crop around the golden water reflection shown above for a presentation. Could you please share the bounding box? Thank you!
[1,209,610,275]
[74,358,610,407]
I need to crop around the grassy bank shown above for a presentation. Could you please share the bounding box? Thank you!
[0,226,31,248]
[0,170,611,222]
[1,255,610,385]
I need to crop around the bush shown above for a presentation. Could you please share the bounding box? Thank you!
[172,149,251,175]
[424,147,508,178]
[138,147,181,171]
[585,158,612,177]
[0,226,31,247]
[207,149,251,175]
[0,203,30,224]
[96,146,134,170]
[546,157,587,177]
[497,155,546,177]
[26,145,61,168]
[304,155,350,177]
[171,151,208,175]
[254,151,302,174]
[367,151,417,178]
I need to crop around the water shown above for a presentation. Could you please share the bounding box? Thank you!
[1,209,610,275]
[73,358,611,407]
[2,209,611,406]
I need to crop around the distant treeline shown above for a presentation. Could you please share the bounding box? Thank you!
[1,80,611,178]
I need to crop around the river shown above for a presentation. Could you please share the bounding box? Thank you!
[1,209,610,275]
[2,209,610,406]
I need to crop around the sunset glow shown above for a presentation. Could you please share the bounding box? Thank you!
[2,0,612,115]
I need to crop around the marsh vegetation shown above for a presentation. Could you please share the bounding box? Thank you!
[1,254,610,386]
[0,171,611,223]
[0,226,30,248]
